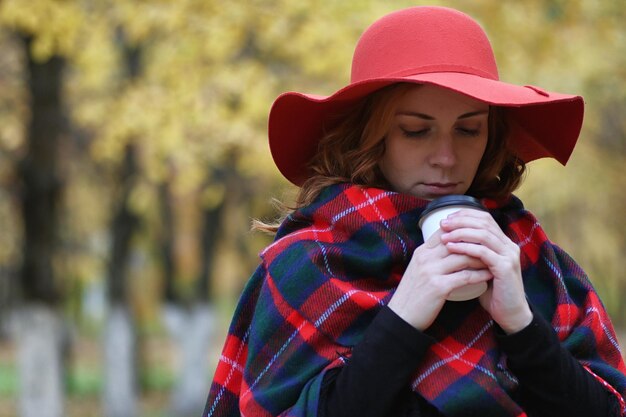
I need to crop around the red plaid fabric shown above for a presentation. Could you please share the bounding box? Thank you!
[203,184,626,416]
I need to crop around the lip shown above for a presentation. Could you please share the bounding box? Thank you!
[421,182,460,196]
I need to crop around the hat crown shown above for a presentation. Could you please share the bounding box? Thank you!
[351,6,499,83]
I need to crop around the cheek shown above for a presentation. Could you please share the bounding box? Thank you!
[380,144,417,184]
[469,136,489,167]
[384,148,425,179]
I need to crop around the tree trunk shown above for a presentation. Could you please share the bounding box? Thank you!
[196,168,227,303]
[170,157,254,416]
[16,304,65,417]
[16,34,66,417]
[0,266,16,339]
[103,143,140,417]
[158,179,177,304]
[157,166,222,416]
[103,303,137,417]
[18,35,64,303]
[102,35,144,417]
[106,144,140,304]
[167,304,216,417]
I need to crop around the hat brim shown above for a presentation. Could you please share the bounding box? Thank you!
[268,72,584,186]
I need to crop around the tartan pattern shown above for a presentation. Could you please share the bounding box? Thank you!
[203,184,626,417]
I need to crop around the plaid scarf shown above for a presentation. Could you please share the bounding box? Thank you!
[204,184,626,417]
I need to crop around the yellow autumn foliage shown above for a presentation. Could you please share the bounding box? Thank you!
[0,0,624,322]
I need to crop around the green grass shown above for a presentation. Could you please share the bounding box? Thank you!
[0,363,17,396]
[140,366,175,391]
[0,363,175,398]
[66,366,102,396]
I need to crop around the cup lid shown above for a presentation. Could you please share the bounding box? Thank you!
[419,195,487,222]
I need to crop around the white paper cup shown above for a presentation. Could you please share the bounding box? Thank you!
[418,195,489,301]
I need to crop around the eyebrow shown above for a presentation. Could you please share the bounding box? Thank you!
[396,110,489,120]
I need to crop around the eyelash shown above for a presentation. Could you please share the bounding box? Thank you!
[402,128,429,138]
[401,128,481,138]
[457,128,481,137]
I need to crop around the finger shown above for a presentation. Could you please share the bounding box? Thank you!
[444,240,501,268]
[423,227,445,249]
[445,268,493,290]
[441,211,507,243]
[441,227,506,251]
[478,285,493,307]
[445,240,520,275]
[441,216,499,236]
[440,253,488,273]
[447,208,492,221]
[423,227,472,249]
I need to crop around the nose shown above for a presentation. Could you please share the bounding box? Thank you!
[427,135,456,168]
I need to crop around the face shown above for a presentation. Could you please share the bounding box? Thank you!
[378,84,489,200]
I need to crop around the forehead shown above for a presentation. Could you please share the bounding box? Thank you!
[396,84,490,113]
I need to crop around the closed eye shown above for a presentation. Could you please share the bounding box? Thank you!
[456,128,481,137]
[401,128,430,138]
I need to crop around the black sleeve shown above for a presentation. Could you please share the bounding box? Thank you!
[497,312,622,417]
[318,306,442,417]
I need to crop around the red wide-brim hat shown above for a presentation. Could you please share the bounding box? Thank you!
[268,6,584,186]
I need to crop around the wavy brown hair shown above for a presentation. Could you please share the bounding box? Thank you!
[255,83,526,233]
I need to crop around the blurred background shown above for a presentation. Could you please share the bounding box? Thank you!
[0,0,624,416]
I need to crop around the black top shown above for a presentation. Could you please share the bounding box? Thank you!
[319,306,621,417]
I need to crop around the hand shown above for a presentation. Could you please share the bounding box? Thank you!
[387,228,493,331]
[440,209,532,334]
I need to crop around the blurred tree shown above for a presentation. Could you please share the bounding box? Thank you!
[14,32,66,417]
[102,32,145,417]
[161,162,224,417]
[0,22,22,343]
[157,168,177,306]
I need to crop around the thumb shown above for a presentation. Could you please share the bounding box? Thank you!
[478,287,493,312]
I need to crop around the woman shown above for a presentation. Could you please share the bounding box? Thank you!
[203,6,626,417]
